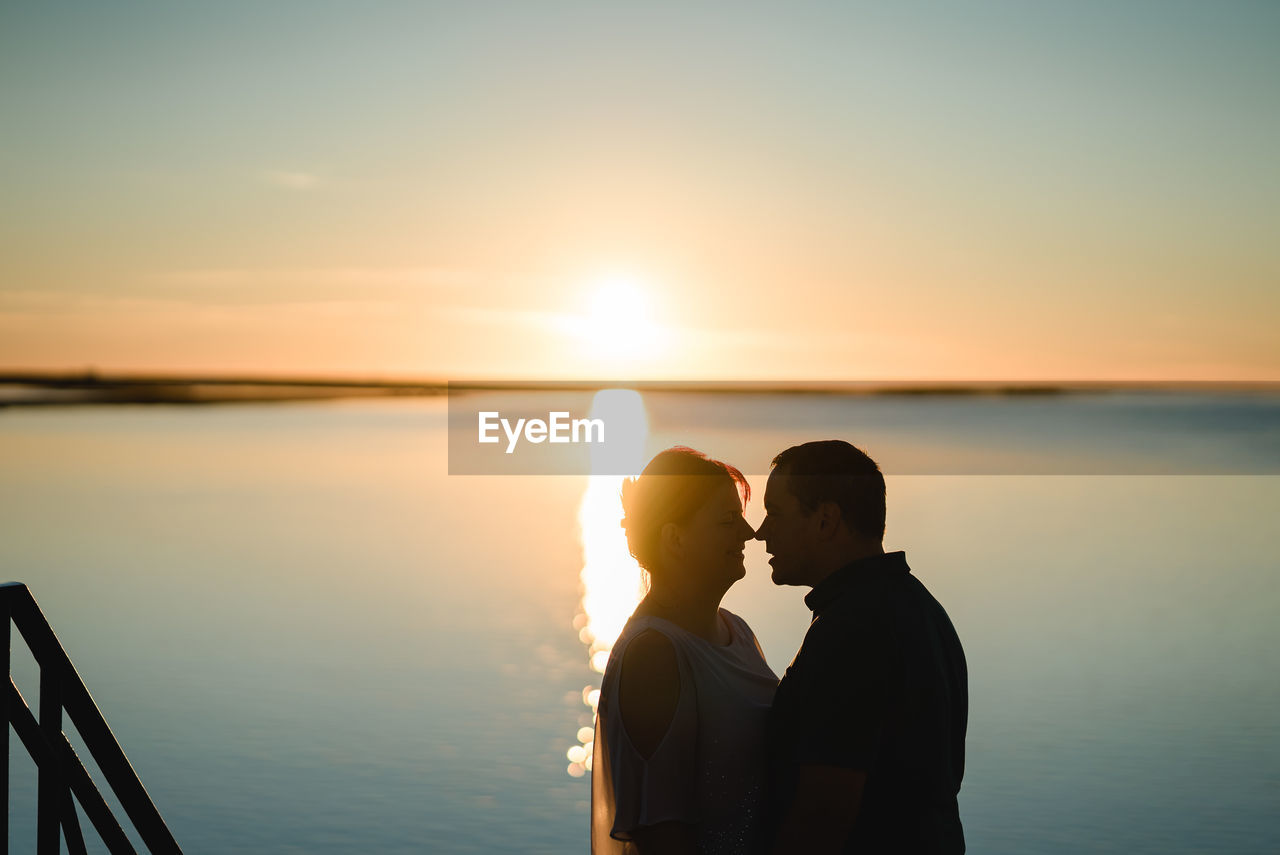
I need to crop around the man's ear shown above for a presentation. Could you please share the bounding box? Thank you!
[815,501,844,540]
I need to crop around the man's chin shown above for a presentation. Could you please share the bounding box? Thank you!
[770,565,797,586]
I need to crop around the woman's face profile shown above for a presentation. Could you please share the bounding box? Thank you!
[674,480,756,588]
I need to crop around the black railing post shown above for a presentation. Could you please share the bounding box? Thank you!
[38,657,63,855]
[2,594,9,855]
[61,790,88,855]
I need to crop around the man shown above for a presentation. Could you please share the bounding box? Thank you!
[756,440,967,853]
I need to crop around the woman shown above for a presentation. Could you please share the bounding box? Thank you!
[591,447,779,855]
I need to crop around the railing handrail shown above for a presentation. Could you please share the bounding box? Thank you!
[2,581,182,855]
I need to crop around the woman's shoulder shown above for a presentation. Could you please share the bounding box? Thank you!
[618,613,687,644]
[718,608,758,640]
[616,627,680,696]
[619,623,678,666]
[605,617,688,684]
[620,611,715,651]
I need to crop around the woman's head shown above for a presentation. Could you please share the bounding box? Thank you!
[620,447,754,588]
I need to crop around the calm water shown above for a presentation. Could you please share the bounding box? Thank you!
[1,393,1278,853]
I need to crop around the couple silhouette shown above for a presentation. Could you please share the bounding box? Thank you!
[591,441,968,855]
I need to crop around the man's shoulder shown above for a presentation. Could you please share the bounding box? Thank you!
[791,603,891,673]
[898,573,963,629]
[795,573,960,667]
[809,585,893,634]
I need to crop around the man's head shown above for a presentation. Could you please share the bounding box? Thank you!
[755,440,886,587]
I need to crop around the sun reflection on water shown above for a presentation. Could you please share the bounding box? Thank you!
[566,390,649,778]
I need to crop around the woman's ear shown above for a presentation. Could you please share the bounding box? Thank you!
[659,521,681,561]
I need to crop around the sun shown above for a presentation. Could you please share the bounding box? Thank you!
[582,273,664,360]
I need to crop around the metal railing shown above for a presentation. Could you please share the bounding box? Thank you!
[2,582,181,854]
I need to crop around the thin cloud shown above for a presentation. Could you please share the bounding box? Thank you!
[142,266,476,307]
[0,289,393,322]
[154,267,474,290]
[261,170,321,190]
[440,305,578,333]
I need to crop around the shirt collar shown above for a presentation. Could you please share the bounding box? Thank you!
[803,550,910,613]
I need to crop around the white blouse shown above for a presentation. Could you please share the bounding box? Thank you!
[591,609,779,854]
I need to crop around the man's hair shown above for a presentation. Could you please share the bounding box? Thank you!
[621,446,749,574]
[771,440,885,539]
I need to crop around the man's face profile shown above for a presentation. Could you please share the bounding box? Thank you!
[757,467,817,587]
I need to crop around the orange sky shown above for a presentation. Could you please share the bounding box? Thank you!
[2,3,1277,381]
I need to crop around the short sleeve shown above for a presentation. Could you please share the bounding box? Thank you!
[786,617,895,771]
[591,627,699,849]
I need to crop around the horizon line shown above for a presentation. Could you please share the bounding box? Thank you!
[3,369,1279,396]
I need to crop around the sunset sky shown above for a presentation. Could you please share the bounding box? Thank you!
[2,1,1277,381]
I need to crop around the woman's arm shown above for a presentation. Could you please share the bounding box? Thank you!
[617,630,699,853]
[618,629,681,758]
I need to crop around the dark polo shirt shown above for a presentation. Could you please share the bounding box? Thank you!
[768,551,967,853]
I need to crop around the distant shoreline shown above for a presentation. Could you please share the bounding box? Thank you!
[1,371,1276,407]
